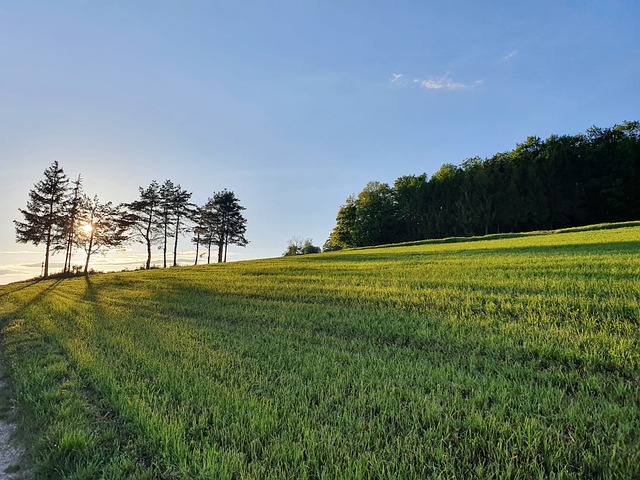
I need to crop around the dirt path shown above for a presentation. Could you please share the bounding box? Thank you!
[0,379,29,479]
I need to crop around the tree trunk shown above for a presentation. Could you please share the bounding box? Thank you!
[163,219,169,268]
[194,232,200,266]
[217,241,224,263]
[66,233,74,273]
[44,225,52,278]
[84,232,94,275]
[145,215,153,270]
[173,216,180,267]
[146,237,152,270]
[63,236,71,273]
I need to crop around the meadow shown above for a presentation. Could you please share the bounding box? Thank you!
[0,222,639,479]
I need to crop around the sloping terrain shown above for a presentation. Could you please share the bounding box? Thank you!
[1,223,639,479]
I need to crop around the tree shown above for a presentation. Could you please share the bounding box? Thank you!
[329,195,357,248]
[169,185,194,267]
[394,174,428,241]
[59,175,84,273]
[14,161,69,278]
[157,180,177,268]
[353,181,400,246]
[209,190,248,263]
[76,195,129,274]
[329,122,640,244]
[125,181,161,270]
[283,237,321,256]
[194,198,217,264]
[191,206,206,266]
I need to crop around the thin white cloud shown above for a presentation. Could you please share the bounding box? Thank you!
[501,50,518,62]
[413,73,471,90]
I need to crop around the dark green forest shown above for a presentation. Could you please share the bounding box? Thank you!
[328,121,640,248]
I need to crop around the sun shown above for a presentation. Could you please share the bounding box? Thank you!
[81,223,93,235]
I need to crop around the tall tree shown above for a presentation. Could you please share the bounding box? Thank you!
[329,195,357,248]
[191,206,206,266]
[125,181,161,270]
[209,190,248,263]
[76,195,129,274]
[352,181,399,247]
[60,174,83,273]
[193,201,217,264]
[157,180,177,268]
[169,185,194,267]
[394,174,428,242]
[14,161,69,278]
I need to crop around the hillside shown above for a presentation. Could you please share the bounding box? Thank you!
[1,223,639,479]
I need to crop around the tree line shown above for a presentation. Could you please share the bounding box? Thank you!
[327,121,640,249]
[14,162,248,278]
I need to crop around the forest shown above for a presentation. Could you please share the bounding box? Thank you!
[14,167,248,278]
[328,121,640,248]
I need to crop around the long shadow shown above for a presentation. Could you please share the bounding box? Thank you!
[2,278,66,309]
[83,275,99,303]
[0,279,40,298]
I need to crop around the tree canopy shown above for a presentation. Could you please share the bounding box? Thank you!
[330,121,640,248]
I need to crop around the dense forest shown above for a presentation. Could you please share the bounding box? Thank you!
[328,121,640,249]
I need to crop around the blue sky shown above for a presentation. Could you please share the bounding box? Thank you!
[1,1,639,283]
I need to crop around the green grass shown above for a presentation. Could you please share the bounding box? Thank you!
[1,223,639,479]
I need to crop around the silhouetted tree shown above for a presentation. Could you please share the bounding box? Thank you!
[169,186,194,267]
[59,174,83,273]
[76,195,129,274]
[191,206,206,266]
[209,190,248,263]
[157,180,177,268]
[195,199,217,264]
[14,161,69,278]
[125,181,162,270]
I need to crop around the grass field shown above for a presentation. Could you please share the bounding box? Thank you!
[1,222,639,479]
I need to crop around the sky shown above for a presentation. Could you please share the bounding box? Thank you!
[1,0,639,284]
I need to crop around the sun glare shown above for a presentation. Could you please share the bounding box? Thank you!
[81,223,93,235]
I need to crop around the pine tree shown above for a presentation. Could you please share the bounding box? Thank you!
[169,185,194,267]
[14,161,69,278]
[157,180,177,268]
[60,174,83,273]
[210,190,248,263]
[126,181,161,270]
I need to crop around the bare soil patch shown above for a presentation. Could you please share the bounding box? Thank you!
[0,379,29,479]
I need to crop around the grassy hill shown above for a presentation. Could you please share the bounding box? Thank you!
[1,223,639,479]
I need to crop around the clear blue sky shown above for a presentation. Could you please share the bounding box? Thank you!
[1,1,639,283]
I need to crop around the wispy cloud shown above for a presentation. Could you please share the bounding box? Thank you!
[501,50,518,62]
[413,72,479,90]
[390,72,481,91]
